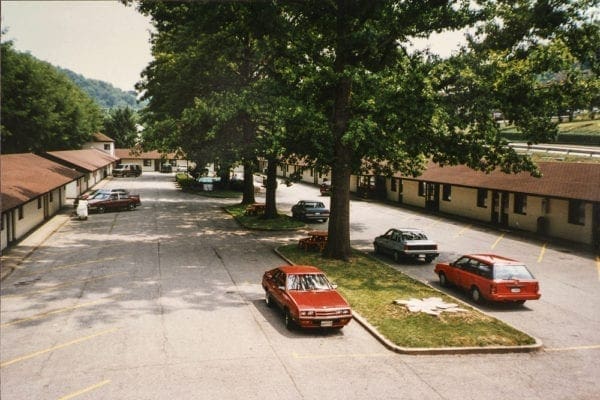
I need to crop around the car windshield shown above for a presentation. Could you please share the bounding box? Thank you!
[287,274,332,291]
[91,193,110,199]
[493,264,534,280]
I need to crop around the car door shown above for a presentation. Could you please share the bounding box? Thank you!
[449,256,470,288]
[379,230,395,255]
[268,270,287,308]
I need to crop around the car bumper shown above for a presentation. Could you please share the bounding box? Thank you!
[303,214,330,220]
[297,316,352,329]
[488,293,541,302]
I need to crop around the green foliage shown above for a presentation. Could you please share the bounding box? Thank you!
[1,42,103,153]
[132,1,598,261]
[103,107,139,148]
[58,67,144,110]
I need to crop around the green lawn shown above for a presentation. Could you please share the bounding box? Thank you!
[278,245,536,348]
[224,204,305,231]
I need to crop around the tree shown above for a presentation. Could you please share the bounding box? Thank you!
[129,1,598,261]
[279,0,598,260]
[1,41,103,153]
[103,107,139,148]
[135,2,290,205]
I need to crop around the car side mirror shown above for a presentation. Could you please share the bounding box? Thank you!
[331,284,338,289]
[278,285,286,291]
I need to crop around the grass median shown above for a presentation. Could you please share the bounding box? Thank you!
[225,204,305,230]
[278,244,536,348]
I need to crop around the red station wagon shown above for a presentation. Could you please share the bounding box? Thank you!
[262,265,352,329]
[434,254,541,305]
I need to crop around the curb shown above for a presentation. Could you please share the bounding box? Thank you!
[272,247,543,355]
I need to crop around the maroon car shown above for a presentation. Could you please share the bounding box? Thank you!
[87,192,141,213]
[262,265,352,329]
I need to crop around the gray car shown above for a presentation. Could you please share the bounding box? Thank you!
[291,200,330,222]
[373,228,439,263]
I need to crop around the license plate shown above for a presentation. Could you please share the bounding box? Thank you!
[315,212,320,215]
[320,320,333,327]
[511,287,521,293]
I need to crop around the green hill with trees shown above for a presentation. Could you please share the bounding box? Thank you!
[58,67,144,111]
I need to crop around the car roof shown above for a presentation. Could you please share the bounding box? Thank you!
[463,254,521,265]
[389,228,425,233]
[276,265,323,274]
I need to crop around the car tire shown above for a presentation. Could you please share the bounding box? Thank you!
[97,206,106,214]
[265,291,273,308]
[284,309,294,330]
[128,203,135,211]
[514,300,526,306]
[438,272,448,287]
[471,286,482,303]
[374,244,379,254]
[393,251,400,262]
[424,255,436,263]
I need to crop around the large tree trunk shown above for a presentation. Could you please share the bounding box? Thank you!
[264,157,278,219]
[241,159,256,205]
[322,70,353,260]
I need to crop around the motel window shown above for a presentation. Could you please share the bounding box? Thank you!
[514,193,527,215]
[391,178,397,192]
[477,189,488,208]
[18,206,24,220]
[568,200,585,225]
[442,184,451,201]
[49,191,53,203]
[144,159,152,167]
[418,182,425,197]
[38,198,42,209]
[104,144,111,150]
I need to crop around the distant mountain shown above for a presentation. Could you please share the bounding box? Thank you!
[57,67,145,110]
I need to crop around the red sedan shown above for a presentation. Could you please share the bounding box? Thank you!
[262,265,352,329]
[434,254,541,305]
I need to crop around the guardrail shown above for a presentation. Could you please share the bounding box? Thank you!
[509,143,600,158]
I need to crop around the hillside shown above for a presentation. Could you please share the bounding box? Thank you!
[58,67,144,110]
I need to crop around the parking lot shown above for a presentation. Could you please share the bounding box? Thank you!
[1,172,599,399]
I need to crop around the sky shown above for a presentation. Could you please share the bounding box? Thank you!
[1,1,466,93]
[1,1,154,92]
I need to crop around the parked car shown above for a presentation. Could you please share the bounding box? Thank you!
[160,163,173,173]
[262,265,352,330]
[74,188,129,207]
[434,254,541,305]
[87,192,141,213]
[373,228,439,263]
[291,200,330,222]
[112,164,142,177]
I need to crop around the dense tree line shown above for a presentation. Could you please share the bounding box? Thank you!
[1,41,104,154]
[132,0,599,260]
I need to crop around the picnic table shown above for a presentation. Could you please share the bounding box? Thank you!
[245,202,266,216]
[298,230,328,252]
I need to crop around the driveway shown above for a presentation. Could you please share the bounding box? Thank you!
[1,172,598,399]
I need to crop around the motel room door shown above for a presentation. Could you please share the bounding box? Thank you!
[491,191,509,227]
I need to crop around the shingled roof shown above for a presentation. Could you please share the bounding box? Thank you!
[92,132,114,142]
[402,161,600,202]
[45,148,118,172]
[1,153,84,212]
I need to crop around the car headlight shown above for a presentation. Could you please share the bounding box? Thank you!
[300,310,315,316]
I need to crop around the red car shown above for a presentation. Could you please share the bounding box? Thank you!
[434,254,541,305]
[262,265,352,329]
